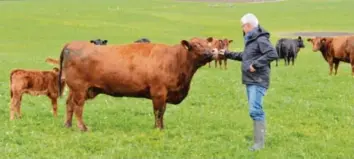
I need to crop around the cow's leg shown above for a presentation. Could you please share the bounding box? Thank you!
[208,62,211,68]
[350,54,354,76]
[14,94,22,119]
[291,57,295,66]
[214,59,217,68]
[50,96,58,117]
[64,90,74,127]
[218,59,222,69]
[328,57,334,75]
[224,59,227,70]
[284,57,287,66]
[151,87,167,129]
[275,59,278,67]
[72,91,87,131]
[333,60,340,75]
[287,56,291,66]
[10,93,21,120]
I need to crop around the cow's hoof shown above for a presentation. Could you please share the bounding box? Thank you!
[78,125,88,132]
[64,122,72,128]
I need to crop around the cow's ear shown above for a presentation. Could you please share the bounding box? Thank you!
[306,38,312,42]
[218,40,223,44]
[52,67,59,72]
[298,36,302,40]
[207,37,213,43]
[103,40,108,44]
[320,38,327,43]
[181,40,192,50]
[228,40,233,43]
[90,40,95,43]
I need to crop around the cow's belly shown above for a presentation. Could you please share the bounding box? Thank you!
[92,74,151,98]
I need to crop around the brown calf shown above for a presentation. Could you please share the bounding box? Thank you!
[307,36,354,76]
[9,66,65,120]
[58,37,215,131]
[207,38,233,69]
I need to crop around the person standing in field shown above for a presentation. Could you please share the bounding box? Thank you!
[222,13,278,151]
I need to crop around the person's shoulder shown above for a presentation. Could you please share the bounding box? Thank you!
[256,36,270,43]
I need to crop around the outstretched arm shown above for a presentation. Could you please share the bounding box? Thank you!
[224,51,243,61]
[252,37,279,68]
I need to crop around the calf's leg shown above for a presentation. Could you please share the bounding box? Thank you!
[224,59,227,70]
[50,97,58,117]
[10,93,22,120]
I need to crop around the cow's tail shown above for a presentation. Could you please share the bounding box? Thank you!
[58,46,68,97]
[10,71,13,98]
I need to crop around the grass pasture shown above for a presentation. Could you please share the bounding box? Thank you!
[0,0,354,158]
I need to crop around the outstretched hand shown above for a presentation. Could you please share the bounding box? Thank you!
[249,65,256,72]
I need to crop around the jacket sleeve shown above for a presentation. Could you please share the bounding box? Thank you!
[252,36,279,68]
[224,51,243,61]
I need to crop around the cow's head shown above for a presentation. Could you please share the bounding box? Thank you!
[181,37,214,66]
[307,37,331,52]
[297,36,305,48]
[135,38,151,43]
[90,39,108,45]
[219,38,233,54]
[207,37,233,59]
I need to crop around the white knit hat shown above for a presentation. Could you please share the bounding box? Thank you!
[241,13,259,27]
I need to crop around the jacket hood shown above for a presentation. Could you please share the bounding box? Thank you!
[245,25,270,44]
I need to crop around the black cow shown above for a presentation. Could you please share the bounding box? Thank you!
[90,39,108,45]
[134,38,151,43]
[275,36,305,66]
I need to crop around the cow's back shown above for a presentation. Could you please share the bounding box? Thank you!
[11,69,56,95]
[62,42,186,96]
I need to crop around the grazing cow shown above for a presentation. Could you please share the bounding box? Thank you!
[90,39,108,45]
[58,37,215,131]
[275,36,305,66]
[207,38,233,69]
[9,66,66,120]
[307,36,354,76]
[134,38,151,43]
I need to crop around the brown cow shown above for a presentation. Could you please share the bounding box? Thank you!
[58,37,215,131]
[207,38,233,69]
[9,66,66,120]
[307,36,354,76]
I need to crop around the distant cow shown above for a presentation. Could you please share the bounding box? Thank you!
[9,66,66,120]
[134,38,151,43]
[57,37,215,131]
[90,39,108,45]
[207,38,233,69]
[307,36,354,76]
[275,36,305,66]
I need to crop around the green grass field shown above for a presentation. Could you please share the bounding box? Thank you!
[1,0,354,158]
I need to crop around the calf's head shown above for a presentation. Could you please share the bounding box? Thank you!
[90,39,108,45]
[208,38,233,58]
[219,38,233,54]
[297,36,305,48]
[307,37,331,52]
[181,37,214,66]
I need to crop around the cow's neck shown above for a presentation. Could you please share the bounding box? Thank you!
[319,44,330,62]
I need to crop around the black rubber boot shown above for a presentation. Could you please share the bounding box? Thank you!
[249,120,265,151]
